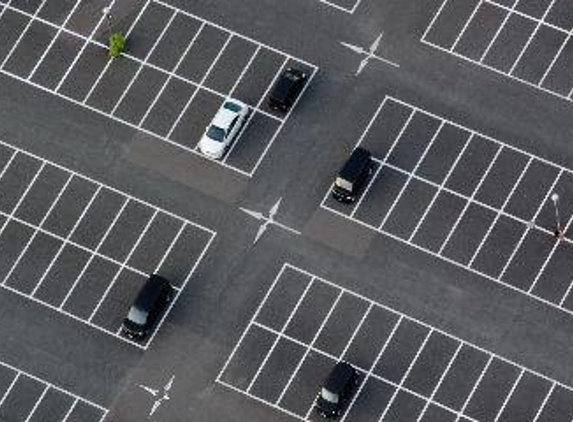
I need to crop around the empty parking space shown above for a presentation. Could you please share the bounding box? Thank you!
[321,95,573,318]
[0,0,318,177]
[0,139,216,349]
[217,263,573,422]
[0,359,107,422]
[422,0,573,104]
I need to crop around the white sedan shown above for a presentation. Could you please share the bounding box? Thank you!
[198,99,249,159]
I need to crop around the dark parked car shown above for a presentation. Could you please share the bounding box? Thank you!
[315,362,359,418]
[331,147,373,203]
[268,67,307,112]
[122,274,173,340]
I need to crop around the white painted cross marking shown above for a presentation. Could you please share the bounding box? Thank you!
[240,198,301,244]
[340,32,400,75]
[138,375,175,417]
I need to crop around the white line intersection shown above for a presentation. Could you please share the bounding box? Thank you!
[422,0,573,104]
[0,359,107,422]
[217,263,573,422]
[0,139,216,350]
[321,95,573,319]
[0,0,318,177]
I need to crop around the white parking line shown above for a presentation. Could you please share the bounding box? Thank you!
[24,384,49,422]
[110,8,177,115]
[1,171,74,287]
[0,360,108,419]
[318,0,363,14]
[58,197,129,310]
[245,276,315,394]
[437,144,502,255]
[508,0,557,77]
[493,368,524,422]
[0,0,318,177]
[467,157,532,268]
[478,0,518,63]
[87,209,159,322]
[378,120,444,230]
[168,35,233,142]
[219,263,573,422]
[408,131,473,242]
[350,100,415,219]
[339,302,373,360]
[61,398,78,422]
[30,184,103,297]
[26,0,83,80]
[450,0,482,52]
[376,329,433,422]
[55,0,116,92]
[0,160,47,242]
[498,169,563,281]
[82,0,149,105]
[453,355,493,422]
[138,21,206,127]
[529,206,573,295]
[532,382,556,422]
[323,95,573,318]
[422,0,573,104]
[0,0,48,70]
[0,139,216,349]
[340,315,404,422]
[0,372,19,408]
[415,342,463,422]
[285,289,343,417]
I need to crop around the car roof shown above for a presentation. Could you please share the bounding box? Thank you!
[339,148,371,181]
[134,274,170,311]
[324,362,354,392]
[212,101,244,128]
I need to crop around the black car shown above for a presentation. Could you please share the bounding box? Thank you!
[331,147,373,203]
[268,68,307,112]
[122,274,173,340]
[315,362,359,418]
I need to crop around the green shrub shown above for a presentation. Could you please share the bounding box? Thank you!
[109,32,126,58]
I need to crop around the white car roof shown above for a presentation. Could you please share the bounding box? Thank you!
[212,101,245,129]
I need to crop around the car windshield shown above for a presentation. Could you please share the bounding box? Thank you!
[207,125,226,142]
[320,388,339,404]
[127,307,147,325]
[335,177,353,192]
[224,102,242,112]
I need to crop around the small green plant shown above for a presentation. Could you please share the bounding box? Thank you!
[108,32,126,58]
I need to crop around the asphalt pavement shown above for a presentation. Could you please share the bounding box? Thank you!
[2,0,573,421]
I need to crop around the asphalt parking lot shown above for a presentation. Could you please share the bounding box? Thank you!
[322,95,573,315]
[422,0,573,103]
[0,139,215,349]
[0,360,107,422]
[0,0,317,176]
[218,264,573,422]
[3,0,573,420]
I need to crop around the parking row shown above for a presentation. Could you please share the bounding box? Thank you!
[322,95,573,317]
[422,0,573,103]
[0,359,107,422]
[217,263,573,421]
[0,139,216,349]
[0,0,317,176]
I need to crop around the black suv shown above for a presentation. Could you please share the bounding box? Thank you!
[315,362,359,418]
[331,147,373,203]
[122,274,173,340]
[268,68,307,112]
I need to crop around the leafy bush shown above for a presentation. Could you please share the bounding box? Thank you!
[109,32,126,58]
